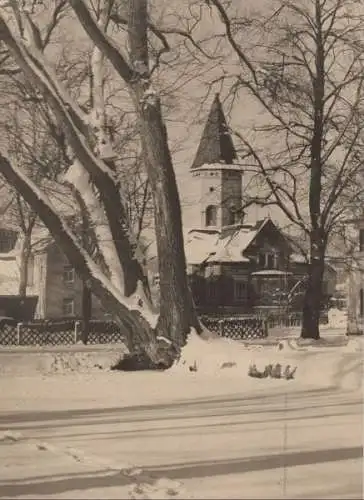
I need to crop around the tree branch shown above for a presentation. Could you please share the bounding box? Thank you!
[69,0,134,83]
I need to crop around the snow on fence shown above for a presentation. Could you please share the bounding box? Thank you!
[0,319,125,346]
[200,316,268,340]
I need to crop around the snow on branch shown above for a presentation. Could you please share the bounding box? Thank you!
[69,0,134,83]
[64,159,124,293]
[0,151,158,328]
[0,14,143,295]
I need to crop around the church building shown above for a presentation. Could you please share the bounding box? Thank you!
[184,94,335,316]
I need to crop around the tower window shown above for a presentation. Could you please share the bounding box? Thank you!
[227,205,238,225]
[205,205,217,227]
[209,187,215,192]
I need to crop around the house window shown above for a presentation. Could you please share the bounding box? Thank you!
[206,281,217,300]
[0,229,17,253]
[360,289,363,317]
[267,254,274,269]
[234,279,248,302]
[257,252,277,269]
[258,253,265,267]
[63,265,75,284]
[62,298,75,316]
[205,205,217,227]
[359,229,364,252]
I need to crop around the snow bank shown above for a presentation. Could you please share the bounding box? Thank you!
[172,331,363,392]
[0,346,127,377]
[172,331,297,377]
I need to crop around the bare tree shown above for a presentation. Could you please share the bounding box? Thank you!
[0,73,72,296]
[204,0,364,338]
[0,0,202,366]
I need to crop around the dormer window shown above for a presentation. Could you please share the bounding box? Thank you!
[205,205,217,227]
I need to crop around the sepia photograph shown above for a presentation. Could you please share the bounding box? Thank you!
[0,0,362,498]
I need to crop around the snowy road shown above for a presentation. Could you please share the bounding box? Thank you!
[0,361,362,499]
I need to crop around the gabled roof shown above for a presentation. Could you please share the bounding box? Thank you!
[191,93,237,170]
[185,230,220,265]
[185,218,290,266]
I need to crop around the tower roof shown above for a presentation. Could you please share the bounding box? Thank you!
[191,93,237,170]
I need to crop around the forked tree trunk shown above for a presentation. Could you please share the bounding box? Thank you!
[0,153,175,367]
[0,0,202,365]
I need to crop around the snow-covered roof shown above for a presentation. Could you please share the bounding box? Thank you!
[185,230,220,265]
[251,270,293,276]
[185,219,274,266]
[206,227,254,263]
[290,253,307,264]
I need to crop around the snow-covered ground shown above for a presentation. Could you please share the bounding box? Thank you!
[0,331,362,499]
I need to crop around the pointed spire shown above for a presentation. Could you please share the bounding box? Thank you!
[191,93,237,170]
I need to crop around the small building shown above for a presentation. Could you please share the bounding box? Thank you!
[186,218,294,315]
[0,226,107,320]
[30,238,106,319]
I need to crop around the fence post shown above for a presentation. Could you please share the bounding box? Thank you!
[263,319,269,338]
[17,323,23,345]
[219,319,224,338]
[74,321,80,344]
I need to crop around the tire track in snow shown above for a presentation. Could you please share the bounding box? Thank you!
[0,429,187,499]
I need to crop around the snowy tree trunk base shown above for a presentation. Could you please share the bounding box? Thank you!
[301,249,325,340]
[117,311,180,369]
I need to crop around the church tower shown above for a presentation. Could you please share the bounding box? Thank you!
[191,94,243,230]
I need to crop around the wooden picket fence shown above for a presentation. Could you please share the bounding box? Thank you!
[0,319,125,346]
[200,316,268,340]
[0,315,269,346]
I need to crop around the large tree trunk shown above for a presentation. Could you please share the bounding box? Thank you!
[18,231,32,297]
[137,98,201,345]
[301,230,326,339]
[301,0,325,340]
[128,0,201,347]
